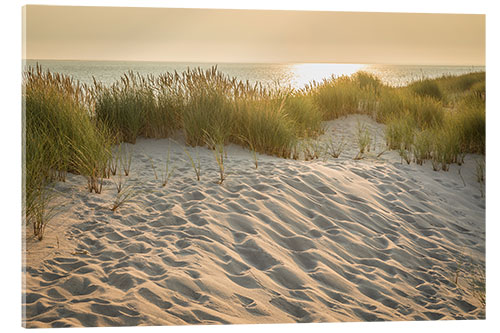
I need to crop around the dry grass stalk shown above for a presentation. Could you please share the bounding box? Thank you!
[184,148,201,181]
[204,130,227,184]
[120,144,133,176]
[111,185,136,212]
[161,145,175,187]
[326,137,346,159]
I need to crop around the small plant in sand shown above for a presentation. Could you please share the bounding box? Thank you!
[160,145,176,187]
[88,169,104,193]
[111,185,137,212]
[456,151,466,167]
[370,134,388,159]
[184,147,201,181]
[398,146,412,165]
[111,166,137,212]
[108,144,122,176]
[324,136,346,159]
[204,130,227,184]
[238,135,258,169]
[291,143,300,160]
[302,139,323,161]
[450,257,485,310]
[146,150,175,187]
[147,155,159,181]
[120,144,133,176]
[112,169,126,194]
[328,137,346,159]
[440,158,450,172]
[431,151,442,172]
[442,162,450,172]
[355,121,371,160]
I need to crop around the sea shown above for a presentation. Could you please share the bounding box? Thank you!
[24,59,485,89]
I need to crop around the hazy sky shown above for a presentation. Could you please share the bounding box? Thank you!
[23,5,485,65]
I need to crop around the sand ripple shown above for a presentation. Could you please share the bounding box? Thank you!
[23,115,485,327]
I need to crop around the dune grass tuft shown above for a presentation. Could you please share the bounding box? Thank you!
[355,121,372,160]
[408,79,443,100]
[23,65,112,239]
[160,145,176,187]
[204,130,227,184]
[234,96,297,158]
[184,147,201,181]
[111,184,137,212]
[325,136,346,159]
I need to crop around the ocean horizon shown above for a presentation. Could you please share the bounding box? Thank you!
[23,59,485,89]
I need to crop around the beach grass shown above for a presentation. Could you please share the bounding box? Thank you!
[283,93,323,137]
[23,65,112,238]
[325,136,346,159]
[354,121,372,160]
[182,83,234,147]
[408,79,443,100]
[92,72,150,144]
[184,147,202,181]
[205,130,227,184]
[23,64,486,239]
[160,145,176,187]
[234,97,297,158]
[111,184,136,212]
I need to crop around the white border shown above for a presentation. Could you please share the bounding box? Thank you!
[3,1,498,333]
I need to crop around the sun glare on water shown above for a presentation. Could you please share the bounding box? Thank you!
[290,63,366,88]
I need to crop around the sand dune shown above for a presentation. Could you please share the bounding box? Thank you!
[23,115,485,327]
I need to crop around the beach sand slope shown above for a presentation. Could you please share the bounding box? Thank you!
[23,115,485,327]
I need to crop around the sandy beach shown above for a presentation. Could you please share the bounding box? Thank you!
[22,114,485,327]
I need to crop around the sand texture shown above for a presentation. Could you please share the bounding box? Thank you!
[23,115,485,327]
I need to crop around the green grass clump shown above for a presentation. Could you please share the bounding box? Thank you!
[307,72,380,121]
[204,131,227,184]
[430,128,460,171]
[355,121,372,159]
[176,67,235,146]
[149,73,183,138]
[412,129,432,165]
[452,94,485,154]
[182,86,234,146]
[70,125,113,193]
[377,88,444,131]
[93,72,152,143]
[405,95,445,129]
[310,75,361,120]
[24,127,57,239]
[24,65,111,239]
[375,88,405,123]
[385,115,415,151]
[283,93,323,138]
[440,72,485,94]
[234,97,296,158]
[380,73,484,166]
[353,71,382,93]
[93,71,181,142]
[408,79,443,100]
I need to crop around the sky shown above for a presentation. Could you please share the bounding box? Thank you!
[23,5,485,65]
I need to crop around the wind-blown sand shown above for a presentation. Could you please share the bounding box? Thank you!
[23,115,485,327]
